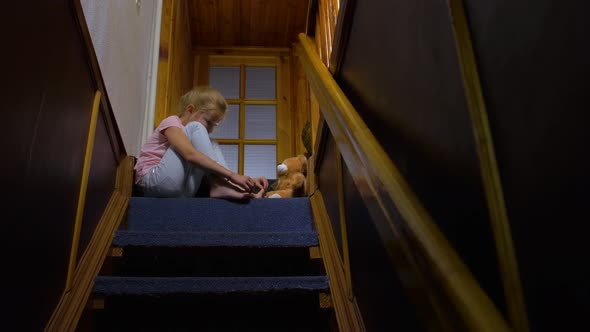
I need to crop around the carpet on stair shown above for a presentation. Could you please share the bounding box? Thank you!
[113,230,319,248]
[127,197,313,232]
[94,276,329,296]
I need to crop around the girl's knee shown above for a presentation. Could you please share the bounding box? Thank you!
[185,121,207,134]
[185,121,214,154]
[185,121,210,141]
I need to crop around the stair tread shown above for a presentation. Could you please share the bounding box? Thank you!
[127,197,313,232]
[94,275,329,296]
[113,230,319,247]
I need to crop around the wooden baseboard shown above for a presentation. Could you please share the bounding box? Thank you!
[310,191,365,332]
[45,156,133,332]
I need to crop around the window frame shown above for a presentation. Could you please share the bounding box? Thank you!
[201,55,292,176]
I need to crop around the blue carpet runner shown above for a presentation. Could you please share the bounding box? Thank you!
[94,276,329,295]
[113,230,319,247]
[92,197,332,330]
[127,197,313,232]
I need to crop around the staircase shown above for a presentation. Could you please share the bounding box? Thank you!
[87,197,335,331]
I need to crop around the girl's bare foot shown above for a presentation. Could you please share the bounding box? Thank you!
[209,175,255,200]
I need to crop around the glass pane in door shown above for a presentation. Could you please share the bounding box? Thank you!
[218,144,239,174]
[209,66,240,99]
[210,104,239,139]
[244,104,276,139]
[245,66,276,99]
[244,144,277,179]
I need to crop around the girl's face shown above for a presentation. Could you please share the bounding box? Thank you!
[196,109,224,134]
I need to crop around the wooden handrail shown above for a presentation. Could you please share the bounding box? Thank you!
[447,1,529,331]
[297,33,511,332]
[66,90,102,290]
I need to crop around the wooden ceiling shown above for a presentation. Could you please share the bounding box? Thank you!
[188,0,309,48]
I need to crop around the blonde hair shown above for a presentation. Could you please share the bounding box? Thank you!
[177,86,228,117]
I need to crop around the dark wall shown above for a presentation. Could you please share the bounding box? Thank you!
[342,160,423,332]
[4,1,122,330]
[315,125,424,331]
[77,110,118,262]
[335,0,505,317]
[463,1,590,330]
[317,132,344,257]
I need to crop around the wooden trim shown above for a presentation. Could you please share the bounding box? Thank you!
[193,46,291,56]
[193,55,205,87]
[317,2,329,66]
[153,0,174,125]
[276,55,292,162]
[194,54,210,87]
[45,156,134,332]
[315,19,322,63]
[306,154,318,196]
[447,2,529,331]
[208,55,278,67]
[239,64,245,175]
[329,0,355,75]
[115,156,134,197]
[243,100,277,105]
[320,0,332,59]
[335,151,353,300]
[238,142,244,175]
[290,46,312,157]
[66,90,102,290]
[310,246,321,259]
[297,33,510,331]
[310,191,366,332]
[319,293,333,309]
[326,0,336,39]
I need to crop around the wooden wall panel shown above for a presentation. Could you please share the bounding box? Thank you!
[4,1,121,329]
[190,0,218,46]
[188,0,308,47]
[155,0,194,126]
[154,0,173,126]
[335,0,506,315]
[193,54,209,87]
[253,0,282,46]
[168,0,195,117]
[462,1,590,330]
[277,55,294,163]
[291,47,312,156]
[217,0,241,45]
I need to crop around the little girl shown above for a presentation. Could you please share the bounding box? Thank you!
[134,86,267,199]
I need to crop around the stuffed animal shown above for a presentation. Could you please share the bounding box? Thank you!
[265,154,307,198]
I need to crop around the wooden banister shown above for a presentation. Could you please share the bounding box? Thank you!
[298,32,511,332]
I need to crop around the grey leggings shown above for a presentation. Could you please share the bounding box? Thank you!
[139,121,227,197]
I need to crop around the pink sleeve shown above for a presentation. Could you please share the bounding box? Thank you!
[158,116,184,133]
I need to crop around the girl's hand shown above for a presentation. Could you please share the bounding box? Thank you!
[254,177,268,191]
[228,173,256,192]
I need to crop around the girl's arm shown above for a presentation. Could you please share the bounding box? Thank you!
[164,126,255,191]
